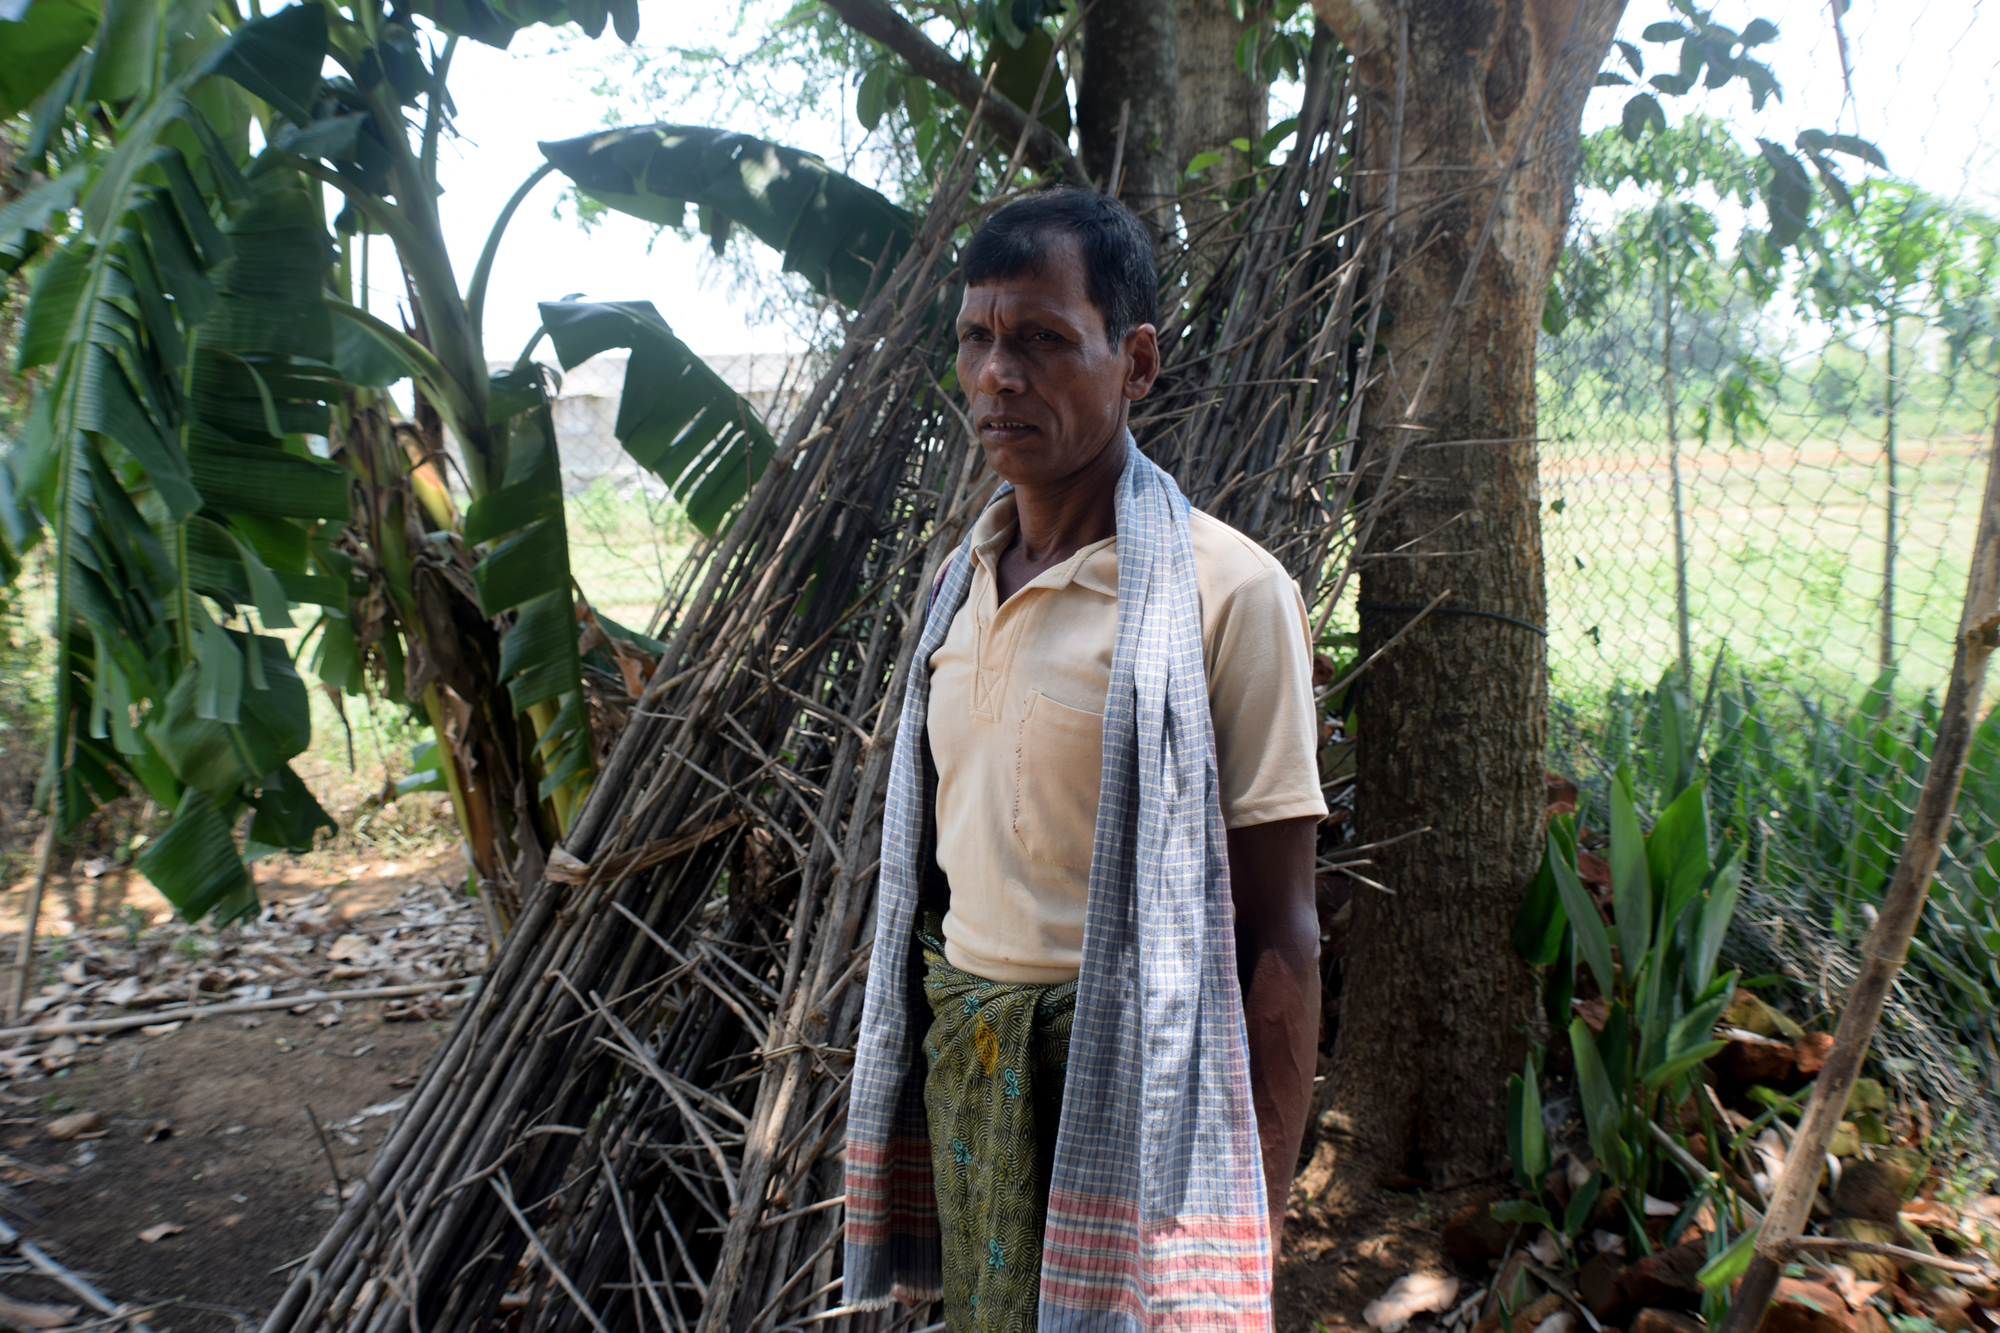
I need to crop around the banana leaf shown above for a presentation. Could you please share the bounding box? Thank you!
[0,0,99,118]
[538,298,778,537]
[4,44,354,917]
[540,125,916,312]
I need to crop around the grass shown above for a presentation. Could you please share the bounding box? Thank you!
[561,478,702,633]
[1541,429,1986,709]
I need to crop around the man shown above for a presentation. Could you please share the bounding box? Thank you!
[847,189,1325,1332]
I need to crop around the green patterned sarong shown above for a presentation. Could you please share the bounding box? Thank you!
[919,929,1076,1333]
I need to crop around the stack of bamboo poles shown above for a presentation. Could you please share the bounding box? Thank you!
[261,43,1389,1333]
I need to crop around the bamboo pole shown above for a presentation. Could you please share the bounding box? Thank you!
[1715,407,2000,1333]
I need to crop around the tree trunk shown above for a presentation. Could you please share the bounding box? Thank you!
[1311,0,1627,1185]
[1176,0,1267,177]
[1077,0,1179,232]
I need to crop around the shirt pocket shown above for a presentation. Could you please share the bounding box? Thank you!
[1013,691,1105,870]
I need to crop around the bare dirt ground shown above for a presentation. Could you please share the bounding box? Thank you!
[0,843,1426,1333]
[1275,1083,1476,1333]
[0,851,469,1331]
[5,1004,445,1331]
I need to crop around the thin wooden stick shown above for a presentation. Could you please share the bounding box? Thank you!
[9,824,56,1024]
[1323,588,1453,696]
[306,1105,347,1196]
[0,979,465,1041]
[0,1212,156,1333]
[1717,411,2000,1333]
[1788,1237,1986,1276]
[488,1177,611,1333]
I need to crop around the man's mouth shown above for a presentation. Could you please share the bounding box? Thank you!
[980,418,1038,436]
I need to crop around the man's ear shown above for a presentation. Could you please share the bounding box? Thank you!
[1122,323,1161,402]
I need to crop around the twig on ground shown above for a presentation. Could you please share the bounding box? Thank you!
[305,1104,346,1197]
[0,980,466,1041]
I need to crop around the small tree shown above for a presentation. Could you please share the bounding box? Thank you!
[1568,3,1882,685]
[1798,181,2000,670]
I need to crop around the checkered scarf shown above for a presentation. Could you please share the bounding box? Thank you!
[845,442,1272,1330]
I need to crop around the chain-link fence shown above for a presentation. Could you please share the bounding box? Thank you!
[1534,1,2000,1155]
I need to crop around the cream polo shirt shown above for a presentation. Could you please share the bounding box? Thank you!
[927,492,1329,984]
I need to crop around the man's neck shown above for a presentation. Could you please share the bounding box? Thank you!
[996,432,1127,602]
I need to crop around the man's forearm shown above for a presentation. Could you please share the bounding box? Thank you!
[1227,816,1322,1254]
[1242,921,1320,1247]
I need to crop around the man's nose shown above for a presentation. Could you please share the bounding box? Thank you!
[974,339,1027,396]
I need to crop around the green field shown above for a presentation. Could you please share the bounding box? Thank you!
[1540,431,1987,710]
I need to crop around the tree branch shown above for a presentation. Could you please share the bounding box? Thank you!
[820,0,1084,183]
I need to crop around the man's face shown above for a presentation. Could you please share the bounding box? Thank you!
[955,234,1159,489]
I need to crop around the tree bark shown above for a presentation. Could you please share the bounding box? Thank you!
[1175,0,1267,177]
[1077,0,1180,232]
[1311,0,1627,1185]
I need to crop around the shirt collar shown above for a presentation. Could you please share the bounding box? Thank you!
[967,491,1120,597]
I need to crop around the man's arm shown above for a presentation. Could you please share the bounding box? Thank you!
[1227,815,1321,1259]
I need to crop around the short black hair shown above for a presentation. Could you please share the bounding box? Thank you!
[959,188,1157,346]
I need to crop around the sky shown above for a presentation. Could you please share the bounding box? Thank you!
[1578,0,1998,201]
[349,1,842,361]
[349,0,2000,362]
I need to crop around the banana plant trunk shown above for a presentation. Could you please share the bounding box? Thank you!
[1310,0,1629,1185]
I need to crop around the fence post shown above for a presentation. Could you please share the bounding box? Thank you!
[1881,313,1899,674]
[1661,238,1693,685]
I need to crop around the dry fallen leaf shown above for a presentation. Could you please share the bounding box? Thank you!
[140,1021,184,1038]
[143,1119,174,1143]
[1901,1199,1956,1230]
[1364,1273,1460,1333]
[325,934,372,963]
[1825,1263,1885,1309]
[137,1222,184,1243]
[46,1111,104,1141]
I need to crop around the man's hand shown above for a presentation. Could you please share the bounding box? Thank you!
[1226,815,1321,1261]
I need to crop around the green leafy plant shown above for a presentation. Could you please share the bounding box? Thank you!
[1511,757,1743,1251]
[1698,663,2000,1045]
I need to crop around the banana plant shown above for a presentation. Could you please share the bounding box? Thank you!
[540,124,916,317]
[0,0,916,925]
